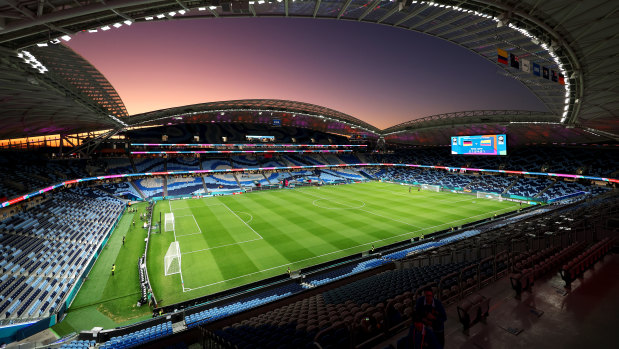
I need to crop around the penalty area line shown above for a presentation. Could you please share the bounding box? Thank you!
[181,237,263,255]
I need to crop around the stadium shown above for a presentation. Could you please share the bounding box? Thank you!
[0,0,618,348]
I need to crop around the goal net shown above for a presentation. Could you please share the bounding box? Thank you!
[421,184,441,192]
[164,213,175,232]
[477,192,503,201]
[164,241,181,276]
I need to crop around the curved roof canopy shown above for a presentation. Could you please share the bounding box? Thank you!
[0,0,616,143]
[128,99,380,135]
[0,43,127,139]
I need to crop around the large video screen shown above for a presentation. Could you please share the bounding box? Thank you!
[451,134,507,155]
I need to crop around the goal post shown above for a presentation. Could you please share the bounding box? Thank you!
[421,184,441,192]
[164,241,181,276]
[164,213,175,232]
[477,192,503,201]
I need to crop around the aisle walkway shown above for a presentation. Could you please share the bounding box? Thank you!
[380,252,619,349]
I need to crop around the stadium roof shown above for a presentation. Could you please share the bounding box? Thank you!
[0,0,616,143]
[127,99,381,135]
[0,42,127,139]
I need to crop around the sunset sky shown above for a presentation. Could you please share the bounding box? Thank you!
[67,17,547,129]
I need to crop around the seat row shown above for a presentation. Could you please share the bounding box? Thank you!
[510,241,585,297]
[560,237,615,287]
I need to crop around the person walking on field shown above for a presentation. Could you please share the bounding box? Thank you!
[111,264,116,276]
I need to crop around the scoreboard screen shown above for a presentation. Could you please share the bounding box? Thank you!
[451,134,507,155]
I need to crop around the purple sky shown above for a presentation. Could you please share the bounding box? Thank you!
[67,17,547,129]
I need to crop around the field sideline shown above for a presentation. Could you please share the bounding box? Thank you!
[147,181,525,305]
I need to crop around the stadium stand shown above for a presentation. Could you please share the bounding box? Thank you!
[0,188,124,321]
[166,177,204,196]
[100,322,173,349]
[467,175,515,194]
[506,177,552,198]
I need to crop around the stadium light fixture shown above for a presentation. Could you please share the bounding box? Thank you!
[179,10,186,15]
[258,0,265,4]
[101,26,111,31]
[145,16,154,20]
[209,6,218,10]
[36,43,48,47]
[157,14,165,19]
[168,11,176,16]
[61,35,71,41]
[88,29,98,33]
[124,20,133,26]
[113,23,122,28]
[198,7,206,11]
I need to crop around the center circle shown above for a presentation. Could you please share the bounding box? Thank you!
[312,199,366,210]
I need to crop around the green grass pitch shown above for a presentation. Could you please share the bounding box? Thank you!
[147,181,525,305]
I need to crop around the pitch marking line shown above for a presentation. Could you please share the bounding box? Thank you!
[234,211,254,224]
[181,238,263,256]
[299,189,422,229]
[167,200,187,290]
[183,204,521,292]
[191,215,203,235]
[325,184,493,206]
[176,231,203,237]
[218,201,264,240]
[312,199,366,210]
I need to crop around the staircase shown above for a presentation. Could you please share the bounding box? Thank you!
[358,170,375,180]
[198,158,209,194]
[535,181,556,198]
[129,156,137,173]
[129,181,146,200]
[162,159,168,197]
[463,177,481,191]
[232,173,242,188]
[262,173,272,185]
[502,177,519,195]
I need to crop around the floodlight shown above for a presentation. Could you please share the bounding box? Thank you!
[36,43,48,47]
[88,29,98,33]
[168,11,176,16]
[145,16,154,20]
[198,7,206,11]
[101,26,111,31]
[209,6,217,10]
[113,23,122,28]
[179,10,186,15]
[124,20,133,26]
[157,14,165,19]
[61,35,71,41]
